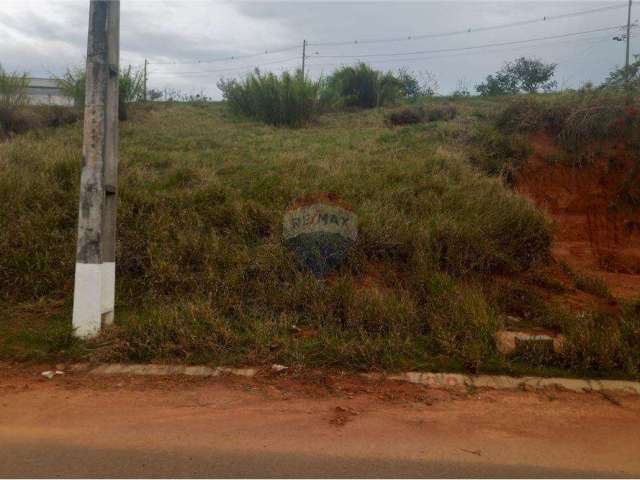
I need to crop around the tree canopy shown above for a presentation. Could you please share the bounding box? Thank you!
[476,57,557,96]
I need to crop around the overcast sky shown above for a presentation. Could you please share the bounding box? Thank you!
[1,0,638,98]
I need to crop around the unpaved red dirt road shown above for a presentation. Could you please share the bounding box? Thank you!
[1,364,640,478]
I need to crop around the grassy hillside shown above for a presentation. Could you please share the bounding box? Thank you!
[1,97,638,377]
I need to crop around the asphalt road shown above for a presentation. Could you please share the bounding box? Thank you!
[1,365,639,478]
[0,442,621,478]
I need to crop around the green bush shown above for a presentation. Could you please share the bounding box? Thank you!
[218,69,319,127]
[56,65,144,120]
[0,65,29,109]
[0,66,31,137]
[321,63,402,109]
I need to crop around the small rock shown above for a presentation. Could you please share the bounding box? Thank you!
[496,329,564,354]
[271,364,288,373]
[41,371,55,379]
[289,325,302,334]
[54,370,64,376]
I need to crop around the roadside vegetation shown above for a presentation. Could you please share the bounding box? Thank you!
[56,64,145,120]
[218,63,435,127]
[0,65,79,138]
[1,57,639,378]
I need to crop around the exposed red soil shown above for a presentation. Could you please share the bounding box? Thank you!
[516,133,640,300]
[2,363,640,476]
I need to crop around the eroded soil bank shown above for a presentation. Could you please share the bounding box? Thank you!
[516,134,640,301]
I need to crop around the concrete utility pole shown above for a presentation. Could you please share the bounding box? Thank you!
[143,58,148,101]
[72,0,120,339]
[626,0,633,77]
[301,39,307,78]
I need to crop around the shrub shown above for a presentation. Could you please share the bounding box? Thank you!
[385,104,457,126]
[396,68,438,98]
[386,106,424,126]
[218,69,319,127]
[322,63,402,109]
[56,65,144,120]
[0,65,29,109]
[477,57,557,96]
[602,54,640,92]
[0,108,45,135]
[0,66,31,137]
[424,104,457,122]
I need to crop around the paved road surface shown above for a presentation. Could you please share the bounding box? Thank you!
[1,365,639,478]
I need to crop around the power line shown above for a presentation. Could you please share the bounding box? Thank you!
[310,25,629,59]
[307,3,629,47]
[306,32,617,69]
[146,3,627,68]
[148,45,300,66]
[149,56,300,77]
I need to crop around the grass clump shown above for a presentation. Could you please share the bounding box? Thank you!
[496,91,640,152]
[562,303,640,376]
[217,69,319,127]
[559,261,612,299]
[385,104,457,126]
[467,124,533,184]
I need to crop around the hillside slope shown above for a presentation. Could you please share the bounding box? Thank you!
[0,99,638,378]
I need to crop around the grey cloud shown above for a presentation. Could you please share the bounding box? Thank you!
[1,1,637,96]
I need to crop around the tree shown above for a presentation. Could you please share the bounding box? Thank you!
[396,68,439,98]
[148,89,163,101]
[602,54,640,89]
[476,57,557,96]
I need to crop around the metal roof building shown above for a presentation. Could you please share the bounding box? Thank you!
[26,77,73,106]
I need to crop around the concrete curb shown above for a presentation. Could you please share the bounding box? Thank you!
[83,363,258,378]
[76,363,640,395]
[363,372,640,395]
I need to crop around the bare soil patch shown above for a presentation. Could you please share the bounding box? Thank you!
[516,133,640,300]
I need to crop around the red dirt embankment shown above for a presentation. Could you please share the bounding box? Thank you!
[516,133,640,300]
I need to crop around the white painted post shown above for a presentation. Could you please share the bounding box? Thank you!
[72,0,120,338]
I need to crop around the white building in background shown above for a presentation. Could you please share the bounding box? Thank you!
[25,77,73,106]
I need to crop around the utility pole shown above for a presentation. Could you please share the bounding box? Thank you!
[301,39,307,78]
[72,0,120,339]
[627,0,633,69]
[143,58,148,101]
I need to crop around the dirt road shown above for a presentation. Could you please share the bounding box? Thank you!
[1,364,639,478]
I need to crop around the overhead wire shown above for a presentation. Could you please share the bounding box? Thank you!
[149,56,300,77]
[305,32,619,69]
[309,25,629,59]
[306,3,629,47]
[148,44,300,66]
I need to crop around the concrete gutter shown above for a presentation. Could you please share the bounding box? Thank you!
[364,371,640,395]
[73,363,640,395]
